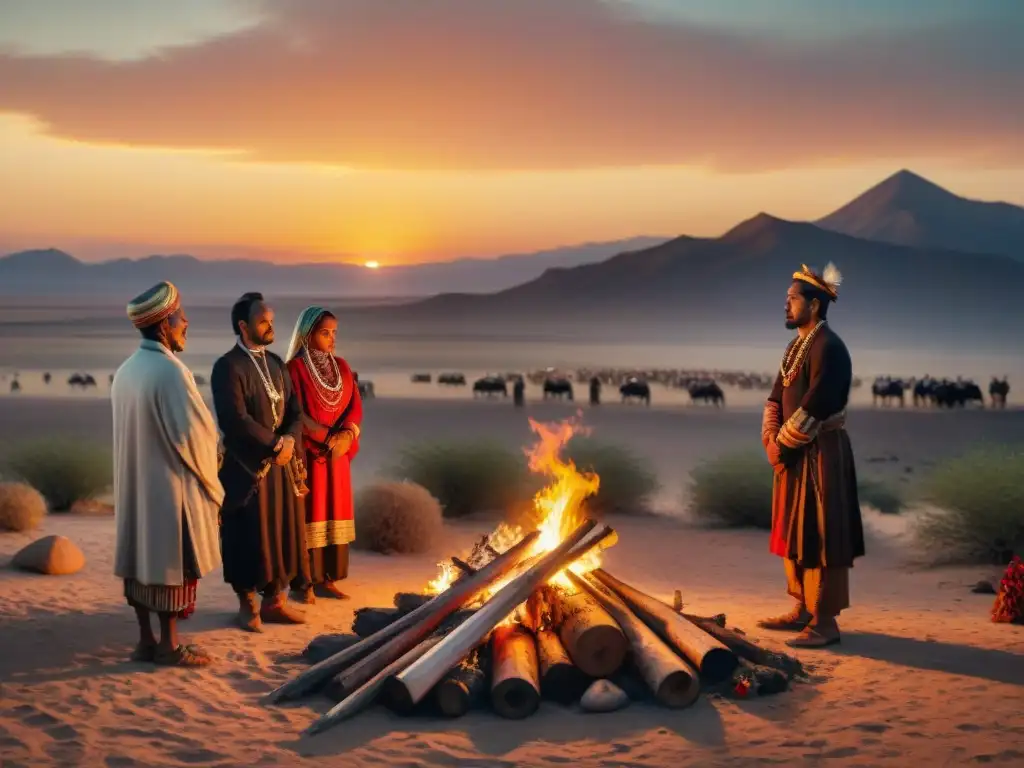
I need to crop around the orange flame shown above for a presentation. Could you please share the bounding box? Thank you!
[424,416,601,605]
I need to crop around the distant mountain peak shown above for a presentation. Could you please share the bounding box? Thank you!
[720,212,812,245]
[0,248,80,268]
[816,169,1024,259]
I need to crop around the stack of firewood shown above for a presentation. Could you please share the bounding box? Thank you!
[266,519,806,736]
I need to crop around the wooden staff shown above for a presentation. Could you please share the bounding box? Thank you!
[590,569,738,684]
[266,529,541,704]
[570,572,700,709]
[386,521,612,714]
[536,628,589,704]
[303,634,444,736]
[490,624,541,719]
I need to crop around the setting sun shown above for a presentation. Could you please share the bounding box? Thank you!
[364,260,380,269]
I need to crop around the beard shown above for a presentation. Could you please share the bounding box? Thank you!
[784,318,799,329]
[256,328,275,345]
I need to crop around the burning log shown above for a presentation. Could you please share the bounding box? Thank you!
[394,592,433,614]
[737,658,790,695]
[385,520,611,715]
[684,615,805,679]
[353,607,402,637]
[266,529,541,704]
[490,624,541,719]
[433,645,489,717]
[536,628,589,704]
[571,572,700,709]
[553,587,628,678]
[304,634,444,736]
[590,569,738,684]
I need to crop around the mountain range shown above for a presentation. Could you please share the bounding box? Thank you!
[0,238,665,298]
[356,170,1024,349]
[3,169,1024,349]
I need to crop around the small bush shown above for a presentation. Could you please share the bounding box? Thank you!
[354,481,444,554]
[565,438,660,516]
[688,450,773,529]
[0,482,47,532]
[913,447,1024,566]
[389,441,531,518]
[3,440,112,512]
[858,478,904,515]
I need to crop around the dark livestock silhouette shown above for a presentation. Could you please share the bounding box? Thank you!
[619,378,651,405]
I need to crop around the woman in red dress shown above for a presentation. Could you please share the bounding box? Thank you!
[284,306,363,602]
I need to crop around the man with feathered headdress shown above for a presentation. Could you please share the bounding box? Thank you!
[758,263,865,648]
[112,282,223,666]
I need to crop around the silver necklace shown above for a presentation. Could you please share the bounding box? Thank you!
[303,346,344,408]
[238,339,282,426]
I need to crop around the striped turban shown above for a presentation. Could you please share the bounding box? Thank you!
[126,281,181,329]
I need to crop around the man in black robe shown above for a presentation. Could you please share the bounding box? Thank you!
[212,292,309,631]
[758,264,864,648]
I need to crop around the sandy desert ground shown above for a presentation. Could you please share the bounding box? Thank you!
[1,397,1023,767]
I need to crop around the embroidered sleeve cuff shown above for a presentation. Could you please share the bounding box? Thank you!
[761,401,781,445]
[776,407,819,449]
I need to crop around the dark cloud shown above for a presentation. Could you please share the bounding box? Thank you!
[0,0,1020,171]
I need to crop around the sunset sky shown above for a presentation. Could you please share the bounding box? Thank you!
[1,0,1022,265]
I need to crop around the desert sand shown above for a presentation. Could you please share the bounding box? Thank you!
[1,397,1023,767]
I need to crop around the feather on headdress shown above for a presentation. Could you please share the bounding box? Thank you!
[793,262,842,301]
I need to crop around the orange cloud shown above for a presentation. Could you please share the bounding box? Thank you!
[0,0,1020,172]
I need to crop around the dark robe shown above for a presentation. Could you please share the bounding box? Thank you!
[212,344,307,594]
[762,325,865,569]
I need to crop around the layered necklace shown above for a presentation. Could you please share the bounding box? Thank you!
[780,320,825,388]
[238,339,282,427]
[303,346,344,409]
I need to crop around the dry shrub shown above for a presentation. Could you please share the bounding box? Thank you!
[564,438,660,516]
[0,482,47,533]
[913,447,1024,566]
[687,449,773,529]
[3,439,112,512]
[857,478,905,515]
[354,481,444,555]
[390,441,531,518]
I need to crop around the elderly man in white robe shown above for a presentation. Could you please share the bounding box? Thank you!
[112,281,224,667]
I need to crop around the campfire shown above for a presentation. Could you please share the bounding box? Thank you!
[269,418,805,735]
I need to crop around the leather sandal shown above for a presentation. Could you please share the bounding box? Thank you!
[786,627,841,648]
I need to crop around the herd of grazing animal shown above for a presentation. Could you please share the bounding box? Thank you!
[871,375,1010,409]
[1,366,1011,410]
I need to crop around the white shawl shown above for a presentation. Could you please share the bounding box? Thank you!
[112,339,224,585]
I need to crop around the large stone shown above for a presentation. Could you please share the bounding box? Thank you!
[580,679,630,713]
[12,535,85,575]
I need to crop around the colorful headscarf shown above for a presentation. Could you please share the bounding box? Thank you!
[285,305,332,362]
[127,281,181,328]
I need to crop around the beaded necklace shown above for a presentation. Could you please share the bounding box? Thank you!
[238,339,282,427]
[780,320,825,387]
[303,346,344,409]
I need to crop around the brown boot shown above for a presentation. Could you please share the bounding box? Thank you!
[757,604,812,632]
[315,580,351,600]
[237,592,263,633]
[260,592,307,624]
